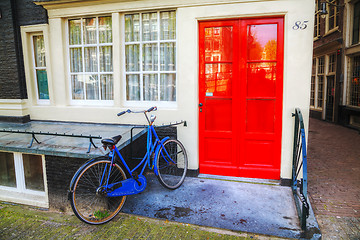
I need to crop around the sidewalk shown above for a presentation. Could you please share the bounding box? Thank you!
[0,201,286,240]
[307,118,360,239]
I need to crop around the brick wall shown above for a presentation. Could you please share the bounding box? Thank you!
[0,0,47,99]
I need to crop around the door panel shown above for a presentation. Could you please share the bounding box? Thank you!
[199,18,283,179]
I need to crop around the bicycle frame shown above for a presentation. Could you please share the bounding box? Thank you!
[100,124,171,197]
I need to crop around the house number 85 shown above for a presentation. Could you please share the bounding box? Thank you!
[293,21,309,30]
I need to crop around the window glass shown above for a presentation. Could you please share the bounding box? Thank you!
[69,16,113,101]
[33,35,49,100]
[352,2,360,45]
[22,154,44,191]
[125,11,176,102]
[328,0,339,31]
[350,56,360,107]
[0,152,16,188]
[247,24,277,61]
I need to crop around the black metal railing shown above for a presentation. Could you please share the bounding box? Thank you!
[292,108,309,230]
[0,129,101,153]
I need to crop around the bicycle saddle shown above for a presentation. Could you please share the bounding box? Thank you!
[101,135,122,145]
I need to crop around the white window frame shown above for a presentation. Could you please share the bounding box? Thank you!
[0,152,48,208]
[31,33,50,105]
[67,16,114,106]
[122,10,177,108]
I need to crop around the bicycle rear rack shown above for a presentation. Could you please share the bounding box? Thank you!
[0,129,101,153]
[291,108,309,231]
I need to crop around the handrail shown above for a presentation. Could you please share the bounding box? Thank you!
[0,129,101,153]
[291,108,309,231]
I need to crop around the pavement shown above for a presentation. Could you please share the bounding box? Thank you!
[0,118,359,239]
[307,118,360,239]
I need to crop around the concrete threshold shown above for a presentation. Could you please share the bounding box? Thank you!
[198,174,281,186]
[122,174,321,239]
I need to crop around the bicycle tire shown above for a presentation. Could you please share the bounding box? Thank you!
[70,158,127,224]
[156,139,188,189]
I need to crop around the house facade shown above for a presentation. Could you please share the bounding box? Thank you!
[311,0,360,129]
[0,0,315,209]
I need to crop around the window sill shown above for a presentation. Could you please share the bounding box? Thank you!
[123,101,177,110]
[70,100,114,106]
[324,27,339,37]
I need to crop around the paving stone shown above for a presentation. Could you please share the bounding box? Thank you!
[308,118,360,239]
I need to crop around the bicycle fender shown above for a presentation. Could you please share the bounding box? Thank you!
[153,137,170,176]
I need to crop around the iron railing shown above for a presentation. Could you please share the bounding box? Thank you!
[292,108,310,230]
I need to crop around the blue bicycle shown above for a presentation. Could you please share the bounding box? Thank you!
[68,107,188,224]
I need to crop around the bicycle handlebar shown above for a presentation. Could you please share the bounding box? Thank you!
[117,106,157,116]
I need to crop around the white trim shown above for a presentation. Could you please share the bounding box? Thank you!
[31,33,51,105]
[123,10,178,105]
[0,151,49,208]
[67,16,115,104]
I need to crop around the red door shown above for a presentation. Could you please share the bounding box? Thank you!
[199,18,284,180]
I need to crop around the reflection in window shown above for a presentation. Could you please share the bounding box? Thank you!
[247,24,277,60]
[204,26,233,62]
[205,63,232,97]
[247,63,276,98]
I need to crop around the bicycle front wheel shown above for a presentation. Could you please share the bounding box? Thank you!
[156,139,188,189]
[70,158,127,225]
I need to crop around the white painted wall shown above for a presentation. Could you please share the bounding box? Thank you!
[19,0,314,179]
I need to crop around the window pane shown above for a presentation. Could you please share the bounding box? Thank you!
[125,14,140,42]
[143,43,158,71]
[0,152,16,188]
[318,75,324,108]
[99,16,112,43]
[143,74,158,101]
[160,73,176,101]
[83,18,97,44]
[247,63,276,98]
[70,48,82,72]
[205,26,233,62]
[160,42,176,71]
[352,2,360,45]
[33,35,46,67]
[125,44,140,72]
[22,154,44,192]
[205,63,232,97]
[160,11,176,40]
[36,70,49,100]
[142,12,158,41]
[85,74,99,100]
[84,47,98,72]
[71,75,85,100]
[350,56,360,106]
[126,74,140,100]
[69,19,81,45]
[100,46,113,72]
[247,24,277,61]
[100,74,113,100]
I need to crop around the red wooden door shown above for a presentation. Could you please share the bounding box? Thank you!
[199,18,284,180]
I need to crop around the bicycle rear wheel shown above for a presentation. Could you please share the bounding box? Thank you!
[156,139,188,189]
[70,158,127,224]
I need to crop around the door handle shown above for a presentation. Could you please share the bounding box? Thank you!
[199,103,203,107]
